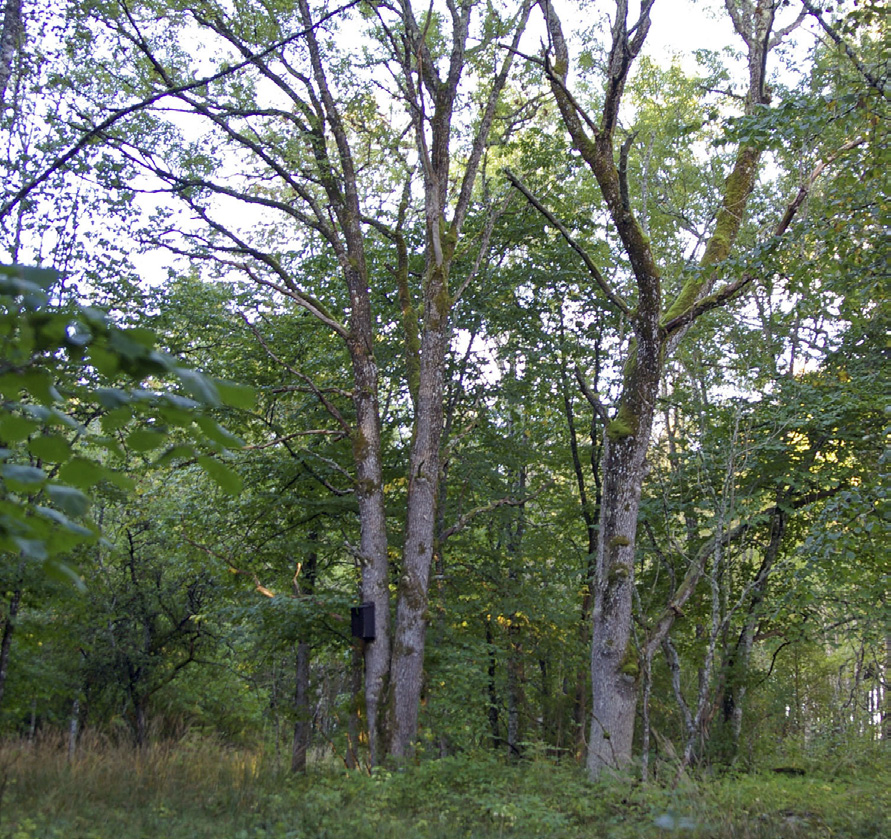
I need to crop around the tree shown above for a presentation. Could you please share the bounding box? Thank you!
[513,0,872,776]
[31,0,535,761]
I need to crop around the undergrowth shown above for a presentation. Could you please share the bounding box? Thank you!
[0,734,886,838]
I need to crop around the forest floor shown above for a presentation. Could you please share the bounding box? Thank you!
[0,736,887,838]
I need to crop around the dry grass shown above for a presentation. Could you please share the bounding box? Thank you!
[0,733,886,839]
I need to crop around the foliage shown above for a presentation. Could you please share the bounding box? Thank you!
[0,264,249,575]
[0,0,885,800]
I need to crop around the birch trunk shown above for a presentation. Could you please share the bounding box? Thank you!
[0,0,21,107]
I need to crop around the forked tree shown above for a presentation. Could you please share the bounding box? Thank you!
[511,0,864,776]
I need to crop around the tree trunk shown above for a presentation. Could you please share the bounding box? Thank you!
[587,366,660,775]
[882,630,890,742]
[67,698,80,763]
[722,505,786,760]
[486,618,500,750]
[0,585,22,710]
[388,260,450,758]
[0,0,22,106]
[134,695,147,748]
[533,0,775,777]
[292,536,318,773]
[291,641,311,773]
[346,295,391,766]
[506,621,523,760]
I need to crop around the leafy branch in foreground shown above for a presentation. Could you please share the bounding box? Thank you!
[0,263,252,573]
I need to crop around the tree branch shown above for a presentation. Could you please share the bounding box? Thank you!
[503,168,632,317]
[0,0,363,221]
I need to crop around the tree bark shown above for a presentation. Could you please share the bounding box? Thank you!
[0,585,21,711]
[0,0,22,107]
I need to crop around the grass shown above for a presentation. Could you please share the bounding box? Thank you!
[0,734,887,838]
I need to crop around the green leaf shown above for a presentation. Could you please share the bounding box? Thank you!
[0,414,40,442]
[126,428,168,452]
[57,457,112,490]
[2,463,47,488]
[195,415,243,448]
[43,557,86,591]
[45,483,90,517]
[95,388,133,409]
[28,434,74,462]
[216,380,256,410]
[88,344,119,377]
[100,406,134,432]
[34,505,94,536]
[18,369,61,404]
[0,264,59,290]
[12,537,47,560]
[154,444,197,467]
[197,456,242,494]
[176,368,221,406]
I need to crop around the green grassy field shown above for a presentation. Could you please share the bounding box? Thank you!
[1,737,887,839]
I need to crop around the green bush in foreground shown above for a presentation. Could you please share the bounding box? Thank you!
[0,738,887,838]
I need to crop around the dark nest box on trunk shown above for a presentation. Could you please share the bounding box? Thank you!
[350,602,375,641]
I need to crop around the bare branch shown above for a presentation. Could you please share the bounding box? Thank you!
[239,312,352,434]
[775,136,867,236]
[244,429,347,450]
[574,364,610,424]
[452,0,534,234]
[453,187,515,305]
[440,484,552,542]
[503,168,633,317]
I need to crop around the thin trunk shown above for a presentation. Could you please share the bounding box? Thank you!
[486,618,500,749]
[558,314,602,755]
[291,642,311,773]
[134,696,147,748]
[883,629,891,742]
[27,698,36,742]
[723,505,786,758]
[0,0,22,107]
[67,698,80,763]
[346,644,362,770]
[506,459,526,760]
[0,586,22,710]
[506,626,522,760]
[291,537,318,773]
[640,651,653,781]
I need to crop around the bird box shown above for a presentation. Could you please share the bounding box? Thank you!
[350,602,375,641]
